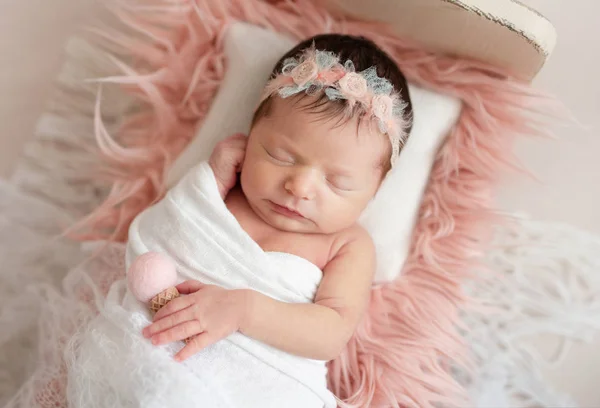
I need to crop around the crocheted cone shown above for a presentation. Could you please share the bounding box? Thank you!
[150,287,180,314]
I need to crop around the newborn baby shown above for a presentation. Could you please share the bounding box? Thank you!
[142,33,413,364]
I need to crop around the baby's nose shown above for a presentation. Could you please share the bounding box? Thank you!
[284,169,318,200]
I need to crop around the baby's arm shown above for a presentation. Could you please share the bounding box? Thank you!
[143,227,374,362]
[239,227,375,361]
[208,133,247,199]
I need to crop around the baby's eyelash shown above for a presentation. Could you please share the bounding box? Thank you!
[327,177,353,192]
[265,147,293,164]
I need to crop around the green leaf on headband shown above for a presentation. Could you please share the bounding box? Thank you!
[279,86,301,98]
[344,60,356,73]
[316,50,338,70]
[362,67,393,95]
[325,87,344,100]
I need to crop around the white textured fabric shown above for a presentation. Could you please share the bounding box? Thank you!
[0,31,138,407]
[165,22,462,283]
[64,160,335,408]
[460,215,600,407]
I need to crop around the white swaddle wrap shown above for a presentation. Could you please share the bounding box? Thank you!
[65,161,336,408]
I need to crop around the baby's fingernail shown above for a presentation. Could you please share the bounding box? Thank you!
[151,337,159,345]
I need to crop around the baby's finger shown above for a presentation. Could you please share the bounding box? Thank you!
[176,280,205,294]
[144,305,195,338]
[174,332,220,362]
[153,294,193,321]
[229,132,247,140]
[236,156,245,173]
[226,138,247,152]
[151,320,203,345]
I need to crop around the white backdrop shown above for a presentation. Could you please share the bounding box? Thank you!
[497,0,600,236]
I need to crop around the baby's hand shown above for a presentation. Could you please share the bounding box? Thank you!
[208,133,247,198]
[142,280,248,362]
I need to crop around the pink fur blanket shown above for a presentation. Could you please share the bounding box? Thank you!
[74,0,555,406]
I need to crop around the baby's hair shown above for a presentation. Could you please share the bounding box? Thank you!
[252,34,413,170]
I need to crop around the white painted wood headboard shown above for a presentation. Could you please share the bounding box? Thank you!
[325,0,556,81]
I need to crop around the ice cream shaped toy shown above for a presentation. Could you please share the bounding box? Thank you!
[127,251,181,315]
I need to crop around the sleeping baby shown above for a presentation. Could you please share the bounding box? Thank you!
[69,33,413,407]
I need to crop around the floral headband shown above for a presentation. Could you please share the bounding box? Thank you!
[260,46,410,166]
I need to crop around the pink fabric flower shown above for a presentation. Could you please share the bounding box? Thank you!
[372,94,394,122]
[291,60,318,87]
[338,72,368,98]
[318,68,345,85]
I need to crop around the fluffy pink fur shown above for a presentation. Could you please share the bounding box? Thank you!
[72,0,559,406]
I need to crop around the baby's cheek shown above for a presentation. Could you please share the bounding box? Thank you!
[255,161,276,184]
[243,160,276,193]
[240,162,258,194]
[320,198,354,228]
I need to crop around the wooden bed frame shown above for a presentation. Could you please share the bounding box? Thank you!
[325,0,556,81]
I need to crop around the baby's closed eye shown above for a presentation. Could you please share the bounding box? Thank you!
[263,146,294,164]
[326,176,355,191]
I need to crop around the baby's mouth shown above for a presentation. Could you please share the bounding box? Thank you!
[269,201,306,219]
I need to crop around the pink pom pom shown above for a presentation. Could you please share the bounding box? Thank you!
[127,252,178,303]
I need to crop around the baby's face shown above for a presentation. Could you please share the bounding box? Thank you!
[240,96,389,234]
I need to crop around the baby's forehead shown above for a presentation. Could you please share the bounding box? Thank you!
[259,97,390,171]
[266,95,376,134]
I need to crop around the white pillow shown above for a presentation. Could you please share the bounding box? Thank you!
[166,23,462,283]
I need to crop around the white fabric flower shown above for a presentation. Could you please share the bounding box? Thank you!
[338,72,368,99]
[371,95,394,122]
[291,60,318,87]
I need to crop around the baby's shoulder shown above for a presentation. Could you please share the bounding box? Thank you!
[327,224,374,262]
